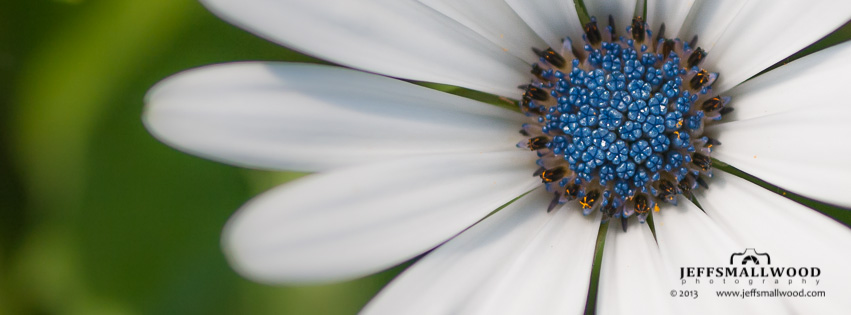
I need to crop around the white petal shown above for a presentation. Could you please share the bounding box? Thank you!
[698,171,851,313]
[584,0,637,31]
[706,41,851,208]
[417,0,548,62]
[677,0,745,53]
[222,151,540,283]
[719,40,851,121]
[504,0,585,50]
[362,189,557,315]
[458,204,600,314]
[597,219,677,315]
[200,0,529,97]
[655,202,786,314]
[654,202,738,315]
[693,0,851,93]
[646,0,695,38]
[145,62,525,172]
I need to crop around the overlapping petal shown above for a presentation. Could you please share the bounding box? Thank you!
[676,0,745,54]
[654,198,787,314]
[503,0,585,51]
[454,203,599,314]
[597,220,676,315]
[418,0,548,62]
[707,41,851,208]
[684,0,851,92]
[145,62,524,172]
[199,0,529,97]
[364,189,600,314]
[646,0,694,38]
[363,189,557,314]
[697,172,851,314]
[222,151,539,283]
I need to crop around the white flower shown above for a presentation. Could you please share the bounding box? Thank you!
[144,0,851,314]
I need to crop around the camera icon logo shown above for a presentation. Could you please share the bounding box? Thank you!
[730,248,771,265]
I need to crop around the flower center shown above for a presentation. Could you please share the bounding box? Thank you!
[517,16,731,229]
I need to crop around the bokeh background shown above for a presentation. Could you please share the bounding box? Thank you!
[1,1,402,314]
[1,1,850,315]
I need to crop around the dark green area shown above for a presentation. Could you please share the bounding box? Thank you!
[753,20,851,79]
[583,221,609,315]
[713,160,851,227]
[575,0,592,26]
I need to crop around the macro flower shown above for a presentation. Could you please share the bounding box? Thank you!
[144,0,851,314]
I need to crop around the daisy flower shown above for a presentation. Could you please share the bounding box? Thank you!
[144,0,851,313]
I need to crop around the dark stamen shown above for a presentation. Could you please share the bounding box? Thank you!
[631,16,645,42]
[662,39,675,59]
[527,136,549,150]
[584,21,602,45]
[658,180,677,202]
[608,15,617,38]
[602,200,617,216]
[719,107,734,115]
[701,96,724,112]
[693,153,711,171]
[580,190,600,209]
[690,35,698,48]
[531,63,544,78]
[634,195,649,214]
[565,183,580,201]
[689,69,710,90]
[655,23,666,43]
[540,167,566,183]
[678,179,693,198]
[523,85,550,101]
[532,47,566,68]
[621,216,628,232]
[533,166,546,177]
[687,47,707,68]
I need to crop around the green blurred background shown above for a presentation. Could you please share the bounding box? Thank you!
[2,1,850,315]
[0,1,402,314]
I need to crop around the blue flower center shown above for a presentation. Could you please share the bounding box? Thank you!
[517,16,731,229]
